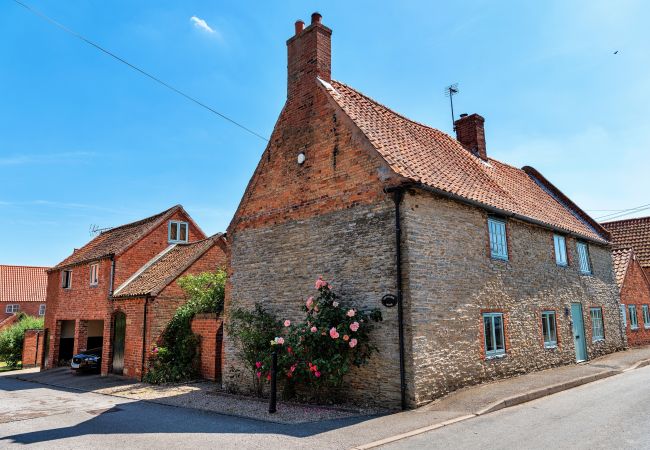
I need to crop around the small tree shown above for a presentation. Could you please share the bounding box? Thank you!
[0,314,44,368]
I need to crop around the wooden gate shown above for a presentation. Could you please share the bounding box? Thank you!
[112,312,126,375]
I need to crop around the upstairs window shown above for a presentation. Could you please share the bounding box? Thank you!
[5,304,19,314]
[541,311,557,348]
[590,307,604,341]
[61,270,72,289]
[644,305,650,329]
[553,234,568,266]
[38,304,46,316]
[488,218,508,260]
[483,312,505,358]
[629,305,639,330]
[168,221,188,243]
[90,263,99,286]
[576,242,592,274]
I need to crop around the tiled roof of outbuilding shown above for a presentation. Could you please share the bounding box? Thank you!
[319,79,608,244]
[0,265,48,303]
[611,248,633,289]
[602,216,650,268]
[112,234,223,298]
[54,205,188,270]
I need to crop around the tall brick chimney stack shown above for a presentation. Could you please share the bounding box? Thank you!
[454,113,487,161]
[286,12,332,102]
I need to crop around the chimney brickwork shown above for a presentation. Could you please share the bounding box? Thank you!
[454,113,487,161]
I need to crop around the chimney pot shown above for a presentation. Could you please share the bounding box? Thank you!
[460,113,468,118]
[454,113,487,161]
[294,20,305,35]
[311,12,322,24]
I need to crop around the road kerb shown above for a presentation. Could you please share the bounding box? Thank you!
[350,414,476,450]
[623,358,650,372]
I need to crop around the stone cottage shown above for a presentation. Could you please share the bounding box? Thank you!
[223,13,624,408]
[43,205,227,380]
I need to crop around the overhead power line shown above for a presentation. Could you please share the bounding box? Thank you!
[595,203,650,222]
[10,0,269,142]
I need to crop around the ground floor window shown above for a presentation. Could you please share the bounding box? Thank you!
[483,312,505,358]
[590,307,604,341]
[629,305,638,330]
[5,304,19,314]
[541,311,557,348]
[38,304,46,316]
[643,305,650,329]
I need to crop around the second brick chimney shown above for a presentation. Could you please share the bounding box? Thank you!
[454,113,487,161]
[286,12,332,102]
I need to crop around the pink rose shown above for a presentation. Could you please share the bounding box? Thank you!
[349,338,358,348]
[310,326,318,333]
[306,297,314,309]
[256,371,262,378]
[255,361,262,369]
[276,337,285,345]
[350,321,360,332]
[284,320,291,327]
[315,276,328,289]
[314,371,321,378]
[343,335,349,341]
[347,309,356,318]
[329,327,340,339]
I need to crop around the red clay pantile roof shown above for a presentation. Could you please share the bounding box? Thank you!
[611,248,633,289]
[54,205,186,270]
[0,265,48,303]
[319,79,608,244]
[112,234,223,298]
[602,216,650,268]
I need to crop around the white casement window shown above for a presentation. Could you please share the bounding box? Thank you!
[553,234,568,266]
[629,304,638,330]
[590,307,605,341]
[38,304,46,316]
[483,312,506,358]
[541,311,557,348]
[168,221,189,243]
[61,270,72,289]
[90,263,99,286]
[643,305,650,329]
[488,218,508,260]
[5,304,19,314]
[576,242,592,274]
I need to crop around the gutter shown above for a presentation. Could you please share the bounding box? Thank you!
[140,296,150,381]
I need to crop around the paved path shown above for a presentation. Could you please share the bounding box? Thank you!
[383,364,650,449]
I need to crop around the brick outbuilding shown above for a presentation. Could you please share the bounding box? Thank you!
[43,205,227,380]
[0,265,48,321]
[612,248,650,346]
[223,13,624,408]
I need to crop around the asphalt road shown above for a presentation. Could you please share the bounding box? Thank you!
[385,365,650,450]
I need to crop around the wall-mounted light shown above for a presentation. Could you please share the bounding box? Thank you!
[297,152,306,165]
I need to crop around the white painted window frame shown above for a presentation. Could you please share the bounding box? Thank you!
[168,221,189,244]
[576,241,592,274]
[89,263,99,286]
[553,234,568,267]
[541,310,557,348]
[5,304,19,314]
[483,312,506,358]
[487,217,508,261]
[61,269,72,289]
[38,304,46,316]
[629,304,639,330]
[590,307,605,341]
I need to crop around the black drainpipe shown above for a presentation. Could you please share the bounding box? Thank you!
[390,187,407,410]
[140,296,149,381]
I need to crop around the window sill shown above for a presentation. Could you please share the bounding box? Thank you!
[556,263,568,268]
[544,344,558,349]
[592,338,605,343]
[490,256,509,262]
[631,327,639,331]
[644,325,650,330]
[485,353,506,360]
[579,271,593,276]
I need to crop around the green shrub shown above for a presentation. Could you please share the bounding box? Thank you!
[0,314,44,368]
[144,270,226,384]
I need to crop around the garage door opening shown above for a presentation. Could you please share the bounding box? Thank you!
[86,320,104,351]
[58,320,75,364]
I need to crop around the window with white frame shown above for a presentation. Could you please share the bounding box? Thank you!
[488,218,508,260]
[541,311,557,348]
[643,305,650,329]
[61,270,72,289]
[553,234,568,266]
[629,304,639,330]
[483,312,505,357]
[621,304,627,328]
[5,304,19,314]
[590,307,604,341]
[168,221,188,243]
[38,304,46,316]
[89,263,99,286]
[576,242,591,274]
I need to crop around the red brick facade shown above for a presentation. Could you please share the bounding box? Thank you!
[21,329,45,368]
[1,302,45,321]
[620,254,650,346]
[191,313,223,382]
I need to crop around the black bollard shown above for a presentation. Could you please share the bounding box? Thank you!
[269,351,277,413]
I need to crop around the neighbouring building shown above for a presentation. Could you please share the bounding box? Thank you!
[602,216,650,279]
[223,13,624,408]
[0,265,48,322]
[611,248,650,346]
[43,205,227,380]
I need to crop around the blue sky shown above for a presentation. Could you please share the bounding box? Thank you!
[1,0,648,266]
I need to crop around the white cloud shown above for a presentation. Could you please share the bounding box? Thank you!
[190,16,217,35]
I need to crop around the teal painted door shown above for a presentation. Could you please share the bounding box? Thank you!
[571,303,588,362]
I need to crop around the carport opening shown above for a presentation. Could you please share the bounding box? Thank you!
[86,320,104,351]
[58,320,75,364]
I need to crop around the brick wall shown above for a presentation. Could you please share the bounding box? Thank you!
[620,255,650,346]
[0,313,21,331]
[21,329,44,367]
[191,313,223,381]
[1,302,44,321]
[401,190,625,406]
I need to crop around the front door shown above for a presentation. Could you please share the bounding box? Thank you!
[112,312,126,375]
[571,303,588,362]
